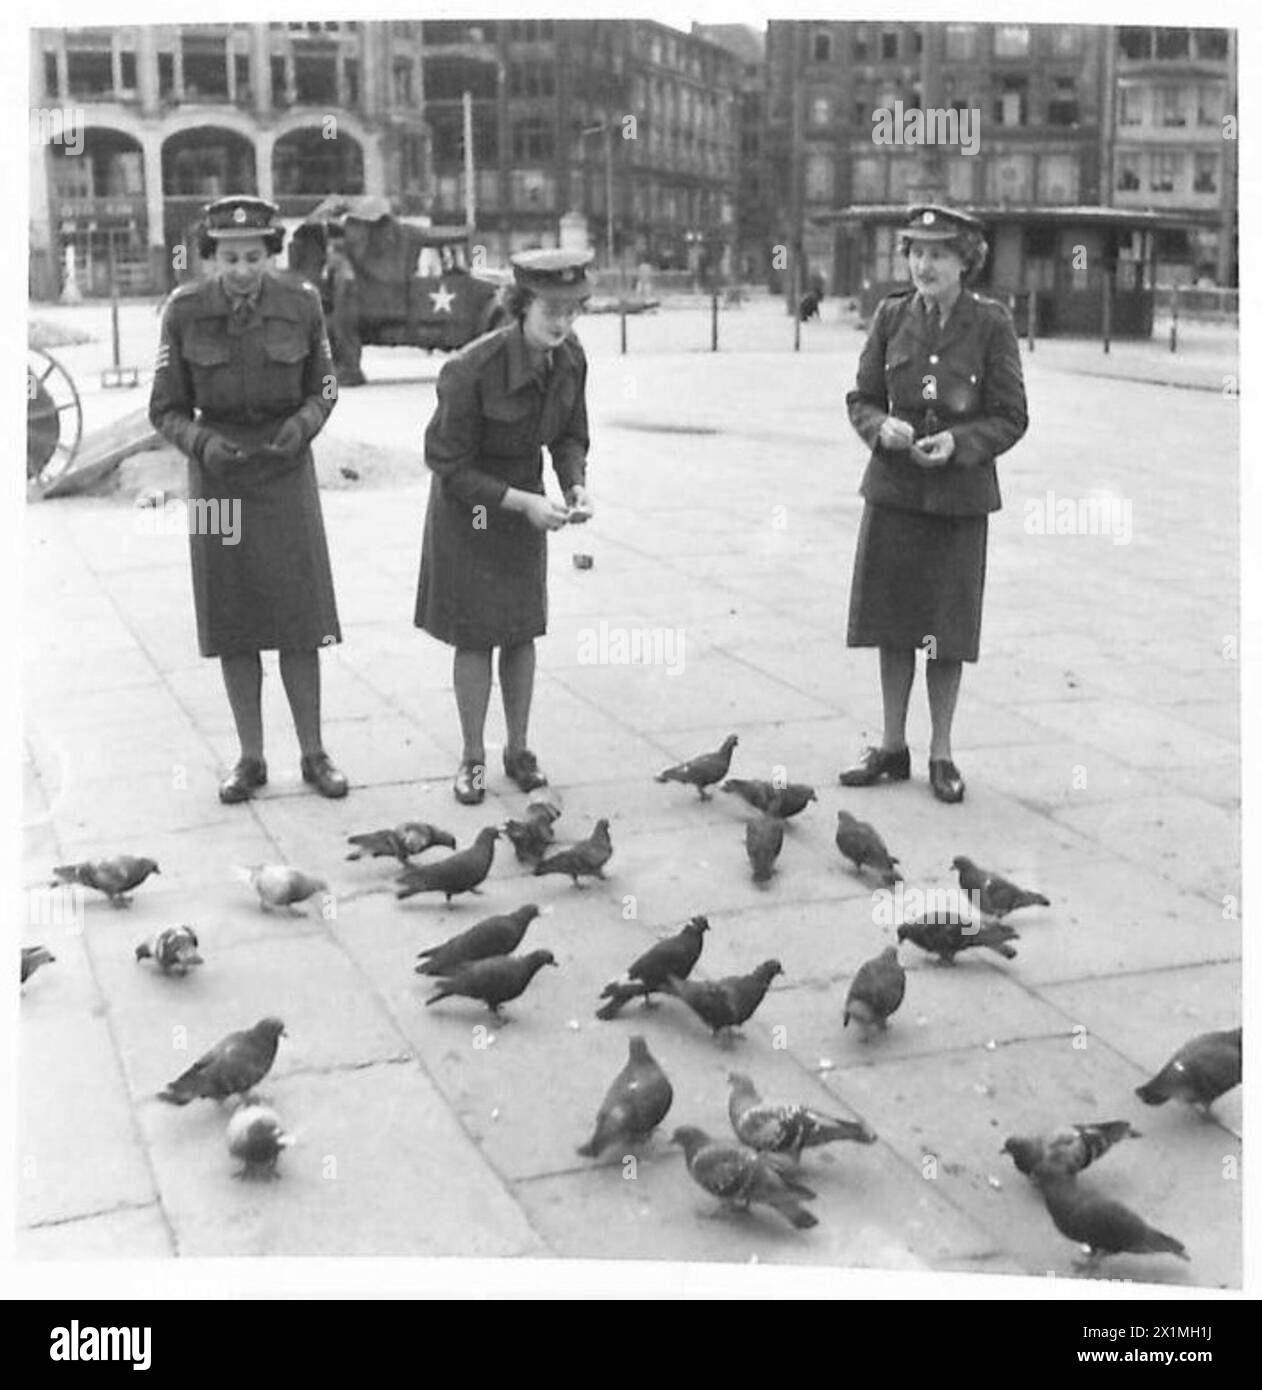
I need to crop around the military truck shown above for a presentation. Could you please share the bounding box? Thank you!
[285,195,508,385]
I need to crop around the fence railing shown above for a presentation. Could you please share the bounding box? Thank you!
[1154,284,1239,321]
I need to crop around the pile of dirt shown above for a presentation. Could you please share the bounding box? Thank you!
[102,435,422,502]
[29,319,96,349]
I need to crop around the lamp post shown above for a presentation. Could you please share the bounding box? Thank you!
[580,121,616,282]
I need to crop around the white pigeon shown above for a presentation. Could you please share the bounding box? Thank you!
[235,864,329,914]
[226,1100,294,1179]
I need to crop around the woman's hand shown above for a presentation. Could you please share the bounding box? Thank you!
[199,433,243,469]
[507,490,571,531]
[266,416,307,459]
[910,431,957,468]
[878,416,916,451]
[565,484,594,523]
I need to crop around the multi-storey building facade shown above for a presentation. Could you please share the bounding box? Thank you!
[31,22,430,298]
[1105,25,1236,283]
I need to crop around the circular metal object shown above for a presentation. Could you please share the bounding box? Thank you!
[27,347,83,485]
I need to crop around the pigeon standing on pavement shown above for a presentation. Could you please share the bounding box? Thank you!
[577,1036,674,1158]
[671,1126,819,1229]
[533,819,612,886]
[226,1100,294,1179]
[135,926,203,976]
[722,779,816,820]
[1035,1170,1189,1267]
[727,1072,876,1160]
[843,946,906,1038]
[423,949,558,1020]
[415,904,541,976]
[236,865,329,915]
[897,916,1019,964]
[346,822,456,864]
[664,959,783,1041]
[20,946,55,985]
[50,856,160,907]
[503,801,563,865]
[158,1017,286,1105]
[1002,1121,1141,1181]
[396,827,500,904]
[834,812,902,886]
[951,856,1050,919]
[745,814,784,885]
[1135,1026,1242,1115]
[655,735,739,800]
[596,915,710,1020]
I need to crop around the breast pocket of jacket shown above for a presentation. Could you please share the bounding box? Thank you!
[883,348,919,409]
[260,318,309,405]
[184,325,236,412]
[481,395,537,460]
[938,355,985,416]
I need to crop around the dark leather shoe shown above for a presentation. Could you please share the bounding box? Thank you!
[453,760,487,805]
[839,745,911,787]
[503,748,548,793]
[929,759,965,803]
[301,751,349,799]
[219,756,267,804]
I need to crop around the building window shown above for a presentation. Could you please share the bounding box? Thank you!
[1155,28,1190,59]
[181,35,229,100]
[65,47,113,99]
[1194,28,1229,60]
[887,158,915,200]
[1116,154,1141,191]
[1197,85,1222,126]
[1118,28,1152,60]
[1118,86,1143,126]
[947,156,973,202]
[510,169,554,211]
[804,153,833,201]
[881,30,898,60]
[994,26,1030,58]
[232,53,250,100]
[911,29,923,56]
[393,59,413,105]
[1157,87,1185,126]
[1037,153,1078,203]
[343,57,358,106]
[810,96,831,125]
[512,117,553,163]
[986,152,1033,201]
[295,52,337,105]
[994,77,1028,126]
[1050,28,1082,55]
[812,30,832,63]
[944,24,976,61]
[1048,78,1079,126]
[1149,152,1179,193]
[854,98,868,125]
[1193,152,1218,194]
[44,51,58,97]
[852,26,869,62]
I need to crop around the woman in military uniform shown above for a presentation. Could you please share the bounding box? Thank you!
[416,249,594,804]
[149,195,349,804]
[839,205,1028,803]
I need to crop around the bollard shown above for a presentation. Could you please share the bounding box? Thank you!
[1170,283,1179,354]
[620,302,627,356]
[1025,290,1036,353]
[111,288,122,369]
[710,291,718,352]
[1101,273,1112,356]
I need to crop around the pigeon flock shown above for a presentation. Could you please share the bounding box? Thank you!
[21,731,1241,1276]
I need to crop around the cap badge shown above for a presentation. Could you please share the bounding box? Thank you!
[233,207,247,223]
[922,210,935,225]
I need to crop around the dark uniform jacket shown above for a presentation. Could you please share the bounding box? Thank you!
[846,287,1028,517]
[148,270,341,657]
[415,320,589,649]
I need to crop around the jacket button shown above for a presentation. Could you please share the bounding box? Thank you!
[929,354,939,364]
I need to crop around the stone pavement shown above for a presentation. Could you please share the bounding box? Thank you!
[20,299,1240,1284]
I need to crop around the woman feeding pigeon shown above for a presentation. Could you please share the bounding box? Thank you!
[839,205,1028,803]
[148,195,348,805]
[415,249,595,804]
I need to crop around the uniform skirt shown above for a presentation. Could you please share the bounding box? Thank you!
[188,445,341,658]
[846,502,987,663]
[415,476,548,650]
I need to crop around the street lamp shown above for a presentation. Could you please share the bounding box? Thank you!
[579,121,616,281]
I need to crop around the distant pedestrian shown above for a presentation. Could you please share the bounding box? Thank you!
[839,204,1028,803]
[148,195,349,805]
[415,249,595,804]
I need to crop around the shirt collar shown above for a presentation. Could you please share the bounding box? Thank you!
[505,320,554,392]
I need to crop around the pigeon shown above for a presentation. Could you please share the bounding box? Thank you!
[671,1126,818,1230]
[834,812,901,886]
[897,916,1019,964]
[952,856,1050,919]
[745,814,784,885]
[722,779,817,819]
[503,801,562,865]
[1035,1170,1189,1267]
[655,734,739,800]
[423,949,557,1019]
[415,904,541,976]
[20,946,55,985]
[727,1072,876,1160]
[1002,1121,1141,1181]
[237,865,329,914]
[135,925,203,976]
[158,1017,286,1105]
[346,822,457,864]
[50,855,160,907]
[843,946,906,1038]
[596,915,710,1020]
[396,827,500,903]
[664,959,783,1040]
[533,819,612,886]
[577,1036,674,1158]
[226,1100,294,1179]
[1135,1026,1242,1115]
